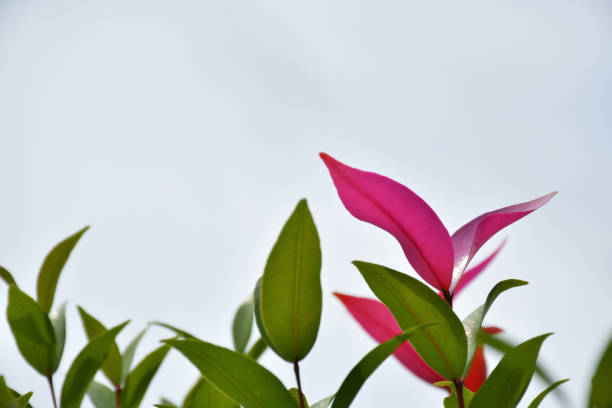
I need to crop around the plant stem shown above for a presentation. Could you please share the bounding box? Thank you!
[293,360,306,408]
[442,290,454,308]
[453,379,465,408]
[47,375,58,408]
[115,385,122,407]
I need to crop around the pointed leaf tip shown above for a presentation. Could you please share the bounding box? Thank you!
[322,155,454,291]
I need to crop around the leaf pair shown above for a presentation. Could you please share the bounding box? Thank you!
[0,376,33,408]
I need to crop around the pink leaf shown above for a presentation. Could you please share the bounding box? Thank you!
[321,153,454,291]
[334,292,443,384]
[464,346,487,392]
[452,239,506,297]
[450,192,556,292]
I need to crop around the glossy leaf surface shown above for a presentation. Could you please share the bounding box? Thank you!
[589,335,612,408]
[60,322,128,408]
[121,345,170,408]
[6,285,56,375]
[259,199,322,362]
[452,240,506,297]
[320,153,454,291]
[470,334,550,408]
[232,296,254,353]
[182,377,238,408]
[332,326,429,408]
[311,395,335,408]
[49,301,67,372]
[354,261,467,380]
[461,279,527,378]
[36,226,89,313]
[77,306,123,386]
[165,338,298,408]
[529,379,569,408]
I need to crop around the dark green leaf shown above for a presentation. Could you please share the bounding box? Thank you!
[182,377,238,408]
[87,381,116,408]
[165,338,298,408]
[36,226,89,313]
[246,338,267,361]
[60,321,128,408]
[332,325,431,408]
[232,296,254,353]
[120,345,170,408]
[470,333,551,408]
[0,376,17,408]
[258,199,322,362]
[155,405,176,408]
[461,279,527,378]
[14,392,33,408]
[529,379,569,408]
[590,334,612,408]
[77,306,123,386]
[353,261,467,380]
[0,266,16,286]
[121,328,147,384]
[49,301,67,372]
[435,381,474,408]
[311,395,335,408]
[6,285,57,375]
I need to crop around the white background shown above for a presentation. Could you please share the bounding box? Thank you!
[1,1,610,406]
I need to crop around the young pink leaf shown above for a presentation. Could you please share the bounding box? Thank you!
[334,292,443,384]
[450,192,556,292]
[321,153,454,291]
[464,346,487,392]
[452,240,506,298]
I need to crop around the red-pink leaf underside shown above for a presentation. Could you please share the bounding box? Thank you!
[334,292,443,384]
[320,153,454,291]
[464,346,487,392]
[450,192,556,292]
[452,239,506,298]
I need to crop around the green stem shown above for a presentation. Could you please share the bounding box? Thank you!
[293,361,306,408]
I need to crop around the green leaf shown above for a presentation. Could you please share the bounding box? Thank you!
[49,301,67,372]
[36,226,89,313]
[165,338,299,408]
[182,377,238,408]
[87,381,116,408]
[121,328,148,384]
[590,334,612,408]
[159,398,178,407]
[120,345,170,408]
[151,321,197,339]
[60,321,128,408]
[289,388,309,407]
[470,333,551,408]
[6,285,57,375]
[461,279,527,378]
[331,326,429,408]
[14,392,33,408]
[0,266,16,286]
[232,296,254,353]
[435,381,474,408]
[529,379,569,408]
[258,199,322,362]
[253,278,282,356]
[0,376,17,408]
[77,306,123,386]
[246,337,268,361]
[311,395,335,408]
[352,261,467,380]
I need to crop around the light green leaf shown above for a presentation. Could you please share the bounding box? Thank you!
[435,381,474,408]
[14,391,33,408]
[232,296,254,353]
[49,301,67,372]
[120,345,170,408]
[0,266,16,286]
[311,395,335,408]
[253,278,282,356]
[258,199,322,362]
[60,321,128,408]
[6,285,57,375]
[246,337,268,361]
[165,338,299,408]
[36,226,89,313]
[0,376,17,408]
[353,261,467,380]
[470,333,551,408]
[331,326,429,408]
[529,379,569,408]
[121,328,148,384]
[461,279,527,378]
[590,334,612,408]
[151,321,197,339]
[87,381,116,408]
[77,306,123,386]
[182,377,238,408]
[159,398,178,407]
[289,388,309,407]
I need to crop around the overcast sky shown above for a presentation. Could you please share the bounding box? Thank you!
[1,1,611,407]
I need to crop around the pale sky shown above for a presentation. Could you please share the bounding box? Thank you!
[1,1,611,407]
